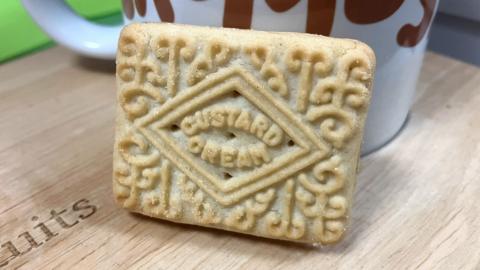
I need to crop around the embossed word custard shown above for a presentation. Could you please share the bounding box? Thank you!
[113,23,375,244]
[182,106,283,168]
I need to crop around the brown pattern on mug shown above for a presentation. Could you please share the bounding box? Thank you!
[344,0,436,47]
[265,0,301,12]
[122,0,174,22]
[123,0,435,48]
[306,0,336,36]
[135,0,147,17]
[122,0,134,19]
[153,0,175,22]
[223,0,254,29]
[224,0,335,35]
[345,0,405,24]
[397,0,437,47]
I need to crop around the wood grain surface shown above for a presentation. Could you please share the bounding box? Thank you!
[0,47,479,269]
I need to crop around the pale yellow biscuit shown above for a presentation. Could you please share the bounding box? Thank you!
[113,23,375,244]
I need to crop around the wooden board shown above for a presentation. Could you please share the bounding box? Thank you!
[0,47,479,269]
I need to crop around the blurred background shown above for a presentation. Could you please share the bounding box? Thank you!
[0,0,122,63]
[1,0,479,66]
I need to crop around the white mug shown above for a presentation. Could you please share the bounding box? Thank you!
[22,0,438,154]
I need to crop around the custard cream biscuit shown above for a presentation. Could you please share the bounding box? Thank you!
[114,23,375,244]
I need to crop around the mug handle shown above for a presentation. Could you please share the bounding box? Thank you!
[21,0,123,59]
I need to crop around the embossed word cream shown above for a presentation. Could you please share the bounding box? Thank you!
[113,23,375,244]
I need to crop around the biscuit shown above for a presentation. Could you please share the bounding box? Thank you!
[113,23,375,244]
